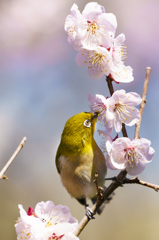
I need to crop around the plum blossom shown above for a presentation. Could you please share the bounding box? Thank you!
[75,34,133,81]
[106,89,142,133]
[99,131,155,175]
[76,45,112,79]
[65,3,134,82]
[110,65,133,83]
[108,34,134,83]
[65,2,117,50]
[111,34,127,65]
[15,201,79,240]
[87,90,141,133]
[87,93,113,133]
[87,93,108,121]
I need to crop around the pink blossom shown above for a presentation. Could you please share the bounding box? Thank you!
[88,90,141,133]
[99,131,155,175]
[87,93,108,121]
[75,34,134,81]
[65,2,117,50]
[76,45,112,79]
[109,34,134,83]
[87,93,114,133]
[15,201,78,240]
[106,89,142,133]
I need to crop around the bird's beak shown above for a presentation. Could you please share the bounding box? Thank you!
[92,112,99,120]
[91,112,99,135]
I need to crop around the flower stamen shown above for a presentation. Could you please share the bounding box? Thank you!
[114,102,132,119]
[125,147,139,168]
[89,52,105,66]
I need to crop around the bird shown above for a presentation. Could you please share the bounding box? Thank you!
[55,112,107,218]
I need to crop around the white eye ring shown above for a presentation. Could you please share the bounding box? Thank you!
[84,119,91,128]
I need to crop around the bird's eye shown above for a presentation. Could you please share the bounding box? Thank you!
[84,119,91,128]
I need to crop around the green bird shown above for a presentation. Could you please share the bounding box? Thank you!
[55,112,107,218]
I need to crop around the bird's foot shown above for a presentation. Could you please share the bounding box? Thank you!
[85,204,95,220]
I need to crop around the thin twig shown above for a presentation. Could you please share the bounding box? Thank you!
[0,137,27,180]
[93,172,104,201]
[123,177,159,192]
[134,67,151,139]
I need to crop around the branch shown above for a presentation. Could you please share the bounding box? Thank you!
[123,177,159,192]
[121,123,128,138]
[0,137,27,180]
[74,70,152,237]
[106,75,114,96]
[74,170,127,237]
[134,67,151,139]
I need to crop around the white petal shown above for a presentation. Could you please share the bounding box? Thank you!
[105,110,114,132]
[95,94,107,102]
[70,3,78,11]
[63,232,80,240]
[106,155,117,170]
[126,158,145,176]
[104,13,117,33]
[115,33,126,44]
[112,137,131,150]
[110,139,129,170]
[124,92,142,106]
[35,201,54,215]
[87,93,95,102]
[105,121,113,134]
[121,107,140,126]
[114,117,122,132]
[18,204,27,217]
[145,147,155,162]
[88,66,104,79]
[111,89,126,102]
[75,50,89,67]
[82,2,105,17]
[110,155,126,170]
[111,65,134,83]
[133,138,155,163]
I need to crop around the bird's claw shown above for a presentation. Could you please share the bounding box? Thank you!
[85,205,95,219]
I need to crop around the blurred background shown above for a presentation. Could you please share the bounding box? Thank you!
[0,0,159,239]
